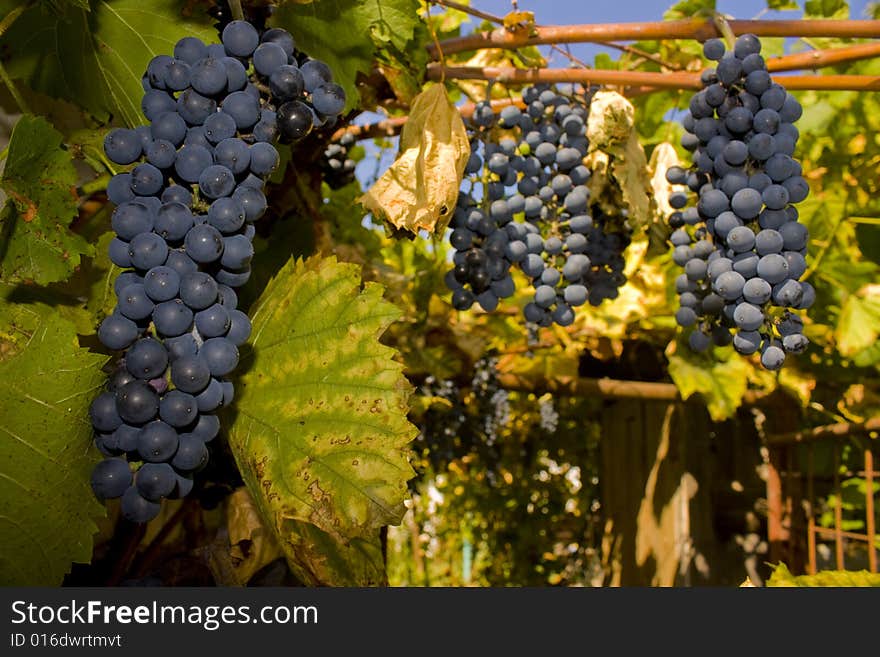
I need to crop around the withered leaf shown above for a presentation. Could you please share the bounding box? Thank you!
[360,83,470,237]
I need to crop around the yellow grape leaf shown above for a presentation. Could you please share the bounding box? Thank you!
[835,284,880,357]
[666,343,750,421]
[225,488,284,586]
[767,562,880,587]
[228,256,417,585]
[360,83,470,237]
[502,10,536,32]
[649,142,682,219]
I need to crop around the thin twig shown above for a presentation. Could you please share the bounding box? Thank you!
[428,65,880,91]
[0,61,31,115]
[0,1,30,38]
[431,0,501,24]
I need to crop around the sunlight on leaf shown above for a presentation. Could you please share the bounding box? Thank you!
[227,256,417,585]
[360,83,470,237]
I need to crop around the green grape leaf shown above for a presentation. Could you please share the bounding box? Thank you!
[767,562,880,586]
[804,0,850,18]
[667,345,750,421]
[663,0,716,20]
[0,115,92,285]
[270,0,421,112]
[0,0,216,126]
[834,286,880,357]
[228,256,417,585]
[855,222,880,266]
[0,311,108,586]
[766,0,799,9]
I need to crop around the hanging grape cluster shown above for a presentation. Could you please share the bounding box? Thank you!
[90,18,346,523]
[321,132,358,189]
[667,33,812,370]
[445,83,632,327]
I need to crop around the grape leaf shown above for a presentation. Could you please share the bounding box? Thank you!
[270,0,421,111]
[663,0,716,20]
[767,562,880,586]
[586,91,655,236]
[666,344,750,421]
[855,223,880,266]
[834,285,880,357]
[0,0,216,126]
[0,312,108,585]
[804,0,850,19]
[0,115,92,285]
[359,83,470,237]
[227,256,417,585]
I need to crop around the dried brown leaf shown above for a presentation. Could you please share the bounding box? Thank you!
[360,83,470,237]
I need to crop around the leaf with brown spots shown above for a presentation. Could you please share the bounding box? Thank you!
[0,115,92,285]
[227,256,417,585]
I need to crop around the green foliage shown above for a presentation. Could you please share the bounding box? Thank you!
[388,392,604,587]
[766,0,800,9]
[667,344,749,421]
[854,220,880,265]
[227,256,417,585]
[270,0,423,112]
[767,562,880,586]
[0,0,216,126]
[834,288,880,357]
[804,0,850,18]
[0,312,107,585]
[663,0,716,20]
[0,115,92,285]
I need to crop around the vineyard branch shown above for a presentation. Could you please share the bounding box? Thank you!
[767,41,880,72]
[427,65,880,91]
[338,40,880,143]
[495,374,681,401]
[766,417,880,445]
[431,0,681,70]
[330,97,523,142]
[427,19,880,59]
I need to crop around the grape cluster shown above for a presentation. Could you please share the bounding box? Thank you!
[90,19,346,523]
[667,34,812,370]
[415,356,510,479]
[321,131,358,189]
[445,84,631,327]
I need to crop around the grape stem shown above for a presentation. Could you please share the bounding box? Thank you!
[427,65,880,92]
[713,13,738,51]
[228,0,245,22]
[0,61,31,115]
[765,416,880,445]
